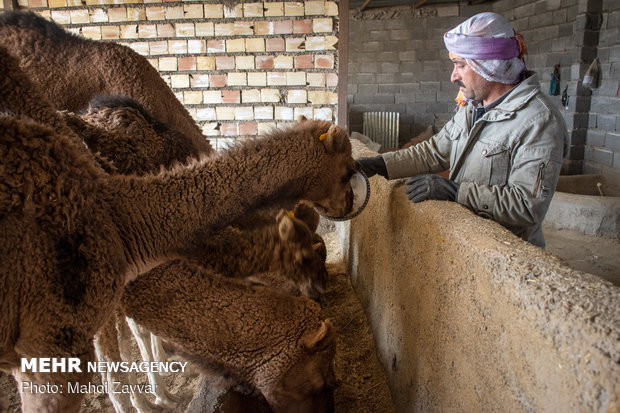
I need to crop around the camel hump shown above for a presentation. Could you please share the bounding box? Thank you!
[82,95,165,132]
[0,11,78,42]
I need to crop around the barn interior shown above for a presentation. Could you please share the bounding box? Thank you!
[0,0,618,411]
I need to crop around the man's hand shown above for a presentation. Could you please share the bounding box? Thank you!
[355,156,388,179]
[405,174,459,203]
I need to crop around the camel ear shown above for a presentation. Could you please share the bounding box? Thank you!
[293,203,320,232]
[301,320,334,352]
[321,124,346,153]
[297,115,308,122]
[277,210,296,242]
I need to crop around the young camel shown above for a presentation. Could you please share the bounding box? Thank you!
[0,10,213,157]
[0,50,355,413]
[97,207,328,412]
[62,95,331,411]
[121,260,337,413]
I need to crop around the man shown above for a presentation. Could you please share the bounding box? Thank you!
[355,12,568,248]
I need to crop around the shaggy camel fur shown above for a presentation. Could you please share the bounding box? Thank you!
[60,96,330,411]
[96,208,327,412]
[60,95,203,176]
[0,50,355,412]
[0,10,213,157]
[121,260,337,413]
[191,207,328,299]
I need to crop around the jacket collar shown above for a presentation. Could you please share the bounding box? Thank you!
[491,71,540,113]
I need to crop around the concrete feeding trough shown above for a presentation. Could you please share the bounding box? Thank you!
[544,174,620,239]
[333,139,620,412]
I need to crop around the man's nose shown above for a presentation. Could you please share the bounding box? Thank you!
[451,68,460,83]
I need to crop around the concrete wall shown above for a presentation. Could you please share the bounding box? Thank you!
[347,0,620,181]
[335,140,620,412]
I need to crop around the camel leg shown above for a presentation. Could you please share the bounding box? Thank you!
[126,318,179,408]
[150,334,168,366]
[94,315,136,413]
[114,317,164,413]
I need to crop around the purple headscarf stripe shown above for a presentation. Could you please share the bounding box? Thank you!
[444,33,519,60]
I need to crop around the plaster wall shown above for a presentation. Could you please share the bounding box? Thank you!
[335,140,620,412]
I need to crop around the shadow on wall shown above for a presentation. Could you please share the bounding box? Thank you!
[333,139,620,412]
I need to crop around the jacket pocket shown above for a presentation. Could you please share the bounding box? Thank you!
[534,161,546,198]
[482,142,510,186]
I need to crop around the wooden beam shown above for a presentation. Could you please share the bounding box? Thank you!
[337,0,349,130]
[2,0,15,9]
[413,0,430,8]
[359,0,371,11]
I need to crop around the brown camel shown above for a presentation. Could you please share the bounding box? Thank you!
[0,47,354,413]
[0,10,213,157]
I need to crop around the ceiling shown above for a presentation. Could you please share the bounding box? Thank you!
[348,0,494,11]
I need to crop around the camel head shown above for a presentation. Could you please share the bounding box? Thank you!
[295,118,356,219]
[259,319,336,413]
[275,209,328,300]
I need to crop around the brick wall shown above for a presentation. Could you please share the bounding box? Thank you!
[495,0,620,180]
[585,0,620,180]
[1,0,341,151]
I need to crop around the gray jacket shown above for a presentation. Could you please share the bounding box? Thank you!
[381,72,568,247]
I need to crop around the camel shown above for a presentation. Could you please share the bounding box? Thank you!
[60,96,332,411]
[96,207,329,412]
[60,95,204,176]
[0,47,355,413]
[121,260,337,413]
[0,10,213,157]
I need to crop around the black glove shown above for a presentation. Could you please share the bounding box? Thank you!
[405,174,459,203]
[355,156,388,179]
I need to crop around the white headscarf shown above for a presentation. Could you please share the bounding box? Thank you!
[444,12,526,85]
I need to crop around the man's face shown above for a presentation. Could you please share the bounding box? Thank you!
[450,57,491,102]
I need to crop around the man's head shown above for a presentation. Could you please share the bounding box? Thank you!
[444,12,527,104]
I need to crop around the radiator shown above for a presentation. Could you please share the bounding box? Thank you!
[362,111,400,150]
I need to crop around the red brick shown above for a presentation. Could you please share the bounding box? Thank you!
[274,20,293,34]
[207,39,225,53]
[222,90,240,103]
[315,55,334,69]
[209,74,227,87]
[293,19,312,34]
[239,121,258,136]
[326,73,338,87]
[294,54,313,69]
[220,122,238,136]
[216,56,235,70]
[265,38,285,52]
[177,57,196,71]
[256,56,274,69]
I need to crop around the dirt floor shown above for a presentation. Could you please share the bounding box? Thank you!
[543,223,620,286]
[0,231,395,413]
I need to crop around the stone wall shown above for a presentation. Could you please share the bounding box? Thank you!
[0,0,341,150]
[336,139,620,412]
